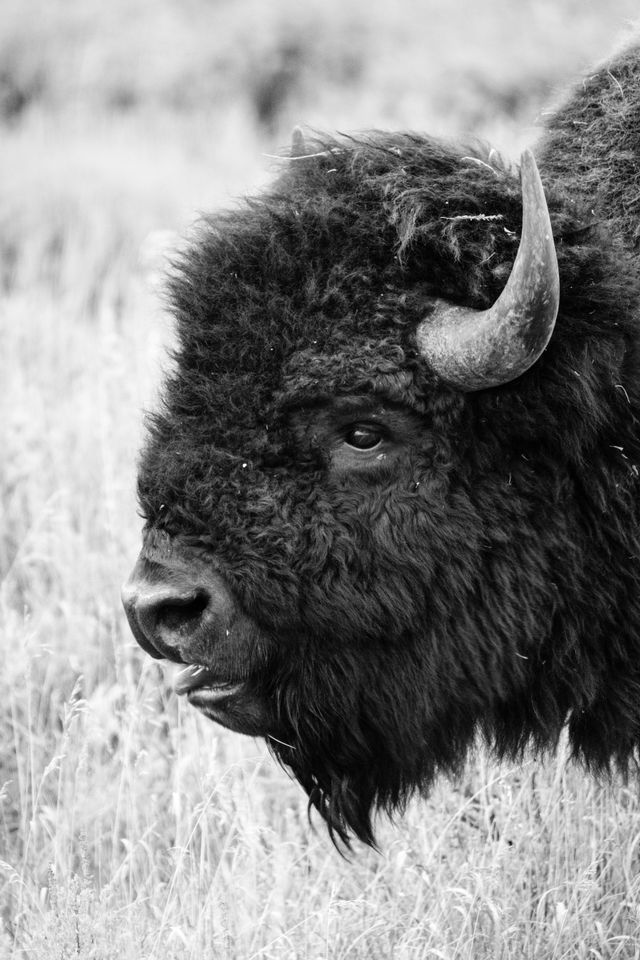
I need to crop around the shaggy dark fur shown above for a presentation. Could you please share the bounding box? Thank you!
[135,42,640,847]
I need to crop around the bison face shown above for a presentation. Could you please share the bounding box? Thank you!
[123,348,557,845]
[122,385,460,746]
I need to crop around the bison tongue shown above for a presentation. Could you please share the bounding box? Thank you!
[174,664,222,696]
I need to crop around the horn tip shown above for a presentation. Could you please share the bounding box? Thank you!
[519,148,540,180]
[291,126,306,157]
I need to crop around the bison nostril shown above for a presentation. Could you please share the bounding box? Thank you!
[123,560,236,662]
[156,591,209,632]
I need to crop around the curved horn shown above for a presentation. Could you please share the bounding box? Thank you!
[416,149,560,391]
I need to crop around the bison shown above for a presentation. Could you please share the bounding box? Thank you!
[122,42,640,847]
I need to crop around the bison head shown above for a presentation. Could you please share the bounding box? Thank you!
[123,131,640,847]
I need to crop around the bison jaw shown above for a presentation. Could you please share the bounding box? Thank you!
[171,664,268,735]
[175,667,270,735]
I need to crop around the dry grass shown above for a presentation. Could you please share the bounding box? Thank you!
[2,0,640,956]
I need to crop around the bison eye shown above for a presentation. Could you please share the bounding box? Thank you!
[344,424,385,450]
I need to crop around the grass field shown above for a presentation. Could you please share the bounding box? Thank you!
[3,1,640,956]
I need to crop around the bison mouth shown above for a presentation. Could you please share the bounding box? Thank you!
[174,663,243,699]
[173,663,270,735]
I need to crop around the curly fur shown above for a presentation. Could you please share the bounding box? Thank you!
[136,43,640,847]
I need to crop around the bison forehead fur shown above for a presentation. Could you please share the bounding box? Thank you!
[132,44,640,847]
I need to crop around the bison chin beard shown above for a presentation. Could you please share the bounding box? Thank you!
[267,673,477,850]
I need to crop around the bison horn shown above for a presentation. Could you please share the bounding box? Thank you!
[291,126,307,157]
[416,149,560,391]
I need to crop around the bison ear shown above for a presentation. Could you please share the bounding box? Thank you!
[291,126,307,158]
[416,149,560,392]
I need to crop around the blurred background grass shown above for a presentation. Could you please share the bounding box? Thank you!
[2,1,640,957]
